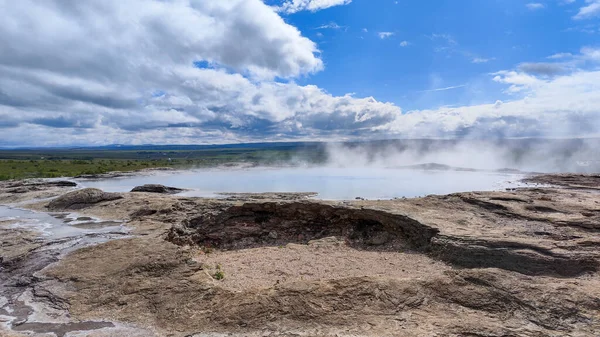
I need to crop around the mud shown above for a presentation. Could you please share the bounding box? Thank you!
[1,173,599,336]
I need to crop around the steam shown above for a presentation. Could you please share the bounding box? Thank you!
[319,139,600,173]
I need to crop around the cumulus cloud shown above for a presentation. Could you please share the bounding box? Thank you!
[382,68,600,138]
[0,0,405,146]
[1,0,600,146]
[574,0,600,19]
[1,0,323,80]
[399,41,410,47]
[275,0,352,14]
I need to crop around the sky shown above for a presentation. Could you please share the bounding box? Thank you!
[0,0,600,146]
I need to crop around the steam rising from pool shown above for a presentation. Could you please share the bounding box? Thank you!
[79,167,524,200]
[78,139,600,200]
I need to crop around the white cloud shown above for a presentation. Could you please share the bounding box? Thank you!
[492,71,543,93]
[548,52,574,59]
[418,84,466,93]
[1,0,600,146]
[399,40,410,47]
[581,46,600,60]
[574,0,600,19]
[428,34,458,47]
[378,32,395,39]
[381,68,600,138]
[472,57,494,63]
[316,22,345,29]
[0,0,407,146]
[275,0,352,14]
[526,3,546,10]
[0,0,323,80]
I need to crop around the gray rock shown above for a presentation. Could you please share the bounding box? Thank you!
[131,184,183,194]
[48,188,122,210]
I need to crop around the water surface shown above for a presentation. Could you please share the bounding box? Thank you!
[78,166,524,200]
[0,206,126,239]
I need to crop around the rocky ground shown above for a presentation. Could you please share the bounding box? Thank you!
[0,174,599,336]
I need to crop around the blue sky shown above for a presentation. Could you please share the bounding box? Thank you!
[0,0,600,146]
[278,0,596,110]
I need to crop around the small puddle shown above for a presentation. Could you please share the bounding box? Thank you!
[13,321,115,337]
[0,205,127,239]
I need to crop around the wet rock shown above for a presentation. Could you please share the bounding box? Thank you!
[218,192,317,201]
[47,188,122,210]
[46,181,78,187]
[131,184,184,194]
[75,172,129,179]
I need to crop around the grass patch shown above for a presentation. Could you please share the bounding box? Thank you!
[213,264,225,280]
[0,159,176,181]
[0,145,326,181]
[213,270,225,281]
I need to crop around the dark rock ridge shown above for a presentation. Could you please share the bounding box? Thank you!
[47,188,122,210]
[4,180,77,194]
[167,201,438,251]
[131,184,184,194]
[167,197,599,277]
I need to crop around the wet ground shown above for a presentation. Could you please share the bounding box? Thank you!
[0,204,133,336]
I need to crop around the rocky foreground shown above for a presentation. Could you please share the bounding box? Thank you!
[1,175,600,336]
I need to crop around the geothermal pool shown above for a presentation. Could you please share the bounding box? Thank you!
[78,166,526,200]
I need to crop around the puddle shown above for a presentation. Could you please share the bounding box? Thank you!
[0,206,127,239]
[13,320,115,337]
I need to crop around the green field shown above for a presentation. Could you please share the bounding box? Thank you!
[0,144,326,180]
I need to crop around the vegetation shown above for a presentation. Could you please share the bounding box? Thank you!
[0,159,171,180]
[213,270,225,280]
[213,264,225,280]
[0,143,327,181]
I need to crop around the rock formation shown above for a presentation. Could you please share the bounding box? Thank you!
[47,188,122,210]
[131,184,184,194]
